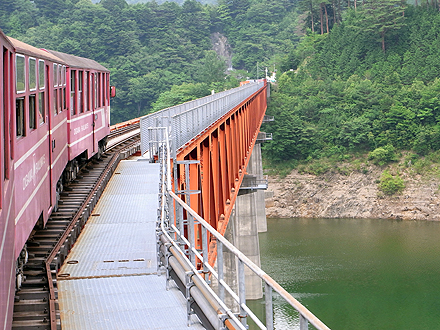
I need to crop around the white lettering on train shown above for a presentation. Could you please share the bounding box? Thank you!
[22,154,46,191]
[73,123,89,135]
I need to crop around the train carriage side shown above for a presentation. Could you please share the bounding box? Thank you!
[7,37,68,262]
[45,50,110,180]
[0,29,15,330]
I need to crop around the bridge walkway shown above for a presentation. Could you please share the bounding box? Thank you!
[56,159,204,330]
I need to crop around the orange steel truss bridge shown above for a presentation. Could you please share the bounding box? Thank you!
[140,81,330,330]
[141,81,268,264]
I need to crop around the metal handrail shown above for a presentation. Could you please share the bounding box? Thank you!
[140,81,263,160]
[155,127,331,330]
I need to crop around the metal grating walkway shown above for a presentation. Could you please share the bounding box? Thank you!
[57,160,204,330]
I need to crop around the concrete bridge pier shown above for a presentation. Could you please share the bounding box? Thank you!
[233,191,263,300]
[246,144,267,233]
[212,144,266,301]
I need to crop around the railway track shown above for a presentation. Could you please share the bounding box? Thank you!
[12,129,141,330]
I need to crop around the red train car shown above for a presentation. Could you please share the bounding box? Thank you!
[0,30,113,329]
[45,50,110,181]
[0,29,15,330]
[8,37,69,263]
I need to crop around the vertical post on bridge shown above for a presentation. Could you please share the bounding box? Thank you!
[184,163,196,266]
[265,282,274,330]
[237,259,247,328]
[217,240,225,302]
[201,225,209,282]
[300,314,309,330]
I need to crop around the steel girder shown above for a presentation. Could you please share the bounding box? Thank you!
[174,81,268,265]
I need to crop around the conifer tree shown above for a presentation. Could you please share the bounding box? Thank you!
[357,0,406,52]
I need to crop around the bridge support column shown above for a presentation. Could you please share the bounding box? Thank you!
[233,192,263,300]
[246,144,267,233]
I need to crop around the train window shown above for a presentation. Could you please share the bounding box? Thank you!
[53,63,57,86]
[94,74,97,109]
[85,72,89,111]
[98,73,102,107]
[59,88,63,113]
[106,73,109,104]
[38,92,45,125]
[71,70,76,116]
[54,89,58,115]
[63,88,66,110]
[29,58,36,91]
[16,97,25,137]
[79,71,83,113]
[39,60,44,89]
[58,64,61,84]
[29,94,36,129]
[3,47,9,180]
[58,88,63,113]
[62,66,66,86]
[16,54,25,93]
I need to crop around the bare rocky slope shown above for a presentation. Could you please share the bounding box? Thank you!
[265,166,440,221]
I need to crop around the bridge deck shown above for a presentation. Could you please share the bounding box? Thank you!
[57,160,204,330]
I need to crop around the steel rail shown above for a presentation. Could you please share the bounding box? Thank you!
[108,121,140,139]
[45,137,140,330]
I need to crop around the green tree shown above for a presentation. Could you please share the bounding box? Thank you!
[196,50,227,84]
[378,170,405,195]
[355,0,406,52]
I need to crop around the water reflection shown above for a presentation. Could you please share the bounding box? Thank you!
[247,218,440,330]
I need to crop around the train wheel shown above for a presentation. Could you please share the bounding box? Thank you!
[54,179,63,212]
[96,142,104,160]
[72,160,79,180]
[15,246,28,292]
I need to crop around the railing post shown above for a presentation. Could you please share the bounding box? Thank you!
[185,163,196,266]
[238,259,247,328]
[217,239,225,302]
[300,314,309,330]
[202,225,209,283]
[265,282,274,330]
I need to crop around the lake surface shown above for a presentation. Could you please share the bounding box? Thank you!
[247,218,440,330]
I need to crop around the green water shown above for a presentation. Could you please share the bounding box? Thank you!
[248,218,440,330]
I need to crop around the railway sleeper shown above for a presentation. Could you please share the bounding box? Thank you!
[26,249,51,258]
[49,210,76,217]
[12,318,59,330]
[13,299,48,313]
[20,276,48,288]
[11,309,49,322]
[12,145,134,327]
[32,233,63,240]
[15,288,49,301]
[44,225,69,232]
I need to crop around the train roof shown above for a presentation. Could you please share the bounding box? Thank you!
[7,37,65,64]
[0,29,13,49]
[44,49,109,72]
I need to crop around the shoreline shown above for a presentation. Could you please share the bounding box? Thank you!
[265,168,440,221]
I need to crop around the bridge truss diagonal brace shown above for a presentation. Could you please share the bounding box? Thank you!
[173,82,268,266]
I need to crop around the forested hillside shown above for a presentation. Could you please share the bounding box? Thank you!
[263,4,440,175]
[3,0,440,170]
[0,0,299,123]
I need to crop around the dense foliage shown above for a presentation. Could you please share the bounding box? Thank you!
[3,0,440,167]
[0,0,299,123]
[263,6,440,163]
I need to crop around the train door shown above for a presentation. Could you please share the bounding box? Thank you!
[92,72,96,154]
[46,64,53,210]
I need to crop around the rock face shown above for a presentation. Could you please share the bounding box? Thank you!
[265,168,440,221]
[210,32,233,70]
